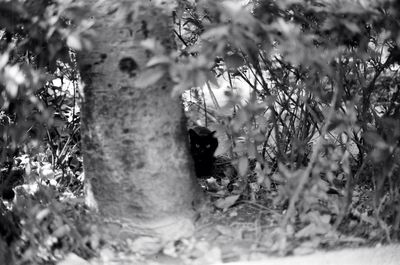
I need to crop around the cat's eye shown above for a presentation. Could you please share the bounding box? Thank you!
[206,144,211,148]
[195,144,200,148]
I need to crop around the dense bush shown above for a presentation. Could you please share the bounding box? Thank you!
[0,1,91,263]
[0,0,399,263]
[178,0,400,244]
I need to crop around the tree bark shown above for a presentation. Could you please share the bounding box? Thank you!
[77,0,203,242]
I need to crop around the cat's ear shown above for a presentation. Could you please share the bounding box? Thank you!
[188,129,198,139]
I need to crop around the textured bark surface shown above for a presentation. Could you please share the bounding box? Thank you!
[77,0,203,241]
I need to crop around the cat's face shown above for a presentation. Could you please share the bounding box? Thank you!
[189,127,218,160]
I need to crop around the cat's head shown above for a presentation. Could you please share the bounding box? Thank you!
[188,127,218,158]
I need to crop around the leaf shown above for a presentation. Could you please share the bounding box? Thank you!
[278,163,293,179]
[360,212,377,226]
[134,66,166,88]
[141,38,165,54]
[39,164,57,185]
[336,2,373,15]
[201,25,229,40]
[53,225,71,238]
[363,132,387,149]
[171,82,190,97]
[215,224,233,236]
[224,53,245,69]
[64,6,92,22]
[206,72,219,87]
[293,241,320,255]
[295,222,328,238]
[36,208,51,221]
[0,1,25,31]
[238,156,248,177]
[146,56,170,67]
[327,117,345,132]
[130,236,163,255]
[0,53,9,69]
[58,253,90,265]
[5,83,18,98]
[214,195,240,210]
[221,1,244,14]
[4,65,24,98]
[193,70,208,87]
[80,36,94,51]
[344,21,360,33]
[370,148,390,163]
[67,34,82,50]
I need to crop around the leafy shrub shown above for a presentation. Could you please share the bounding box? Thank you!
[180,0,400,245]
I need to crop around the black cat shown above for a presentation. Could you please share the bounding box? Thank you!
[188,126,218,178]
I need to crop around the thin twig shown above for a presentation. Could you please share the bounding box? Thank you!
[281,70,342,227]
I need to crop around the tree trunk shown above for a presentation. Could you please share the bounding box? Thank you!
[77,0,203,242]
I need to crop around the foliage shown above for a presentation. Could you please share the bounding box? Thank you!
[11,188,99,264]
[0,0,88,178]
[175,0,400,250]
[0,0,91,263]
[0,0,89,187]
[0,0,400,263]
